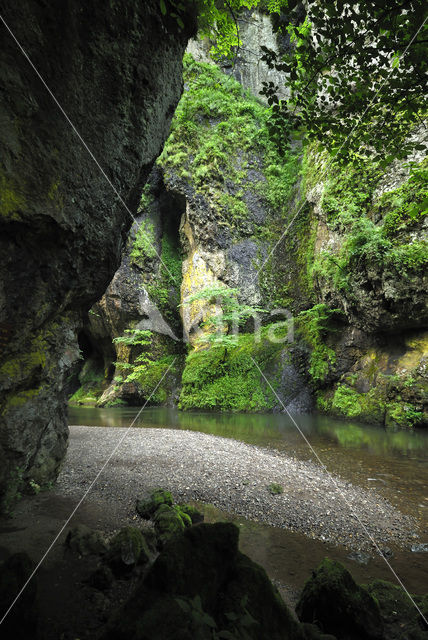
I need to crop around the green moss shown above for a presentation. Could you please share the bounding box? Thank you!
[146,232,182,330]
[296,304,339,383]
[385,402,424,429]
[179,325,286,412]
[320,158,383,228]
[331,385,363,418]
[69,388,99,406]
[366,579,428,640]
[2,388,40,413]
[0,350,46,385]
[130,219,158,265]
[47,179,64,211]
[126,354,179,405]
[313,215,428,296]
[158,54,300,230]
[267,483,283,495]
[104,398,126,407]
[137,183,155,214]
[153,504,188,544]
[329,384,387,423]
[0,172,25,220]
[375,158,428,236]
[113,329,183,406]
[296,558,383,639]
[68,360,106,406]
[107,527,150,573]
[310,155,428,296]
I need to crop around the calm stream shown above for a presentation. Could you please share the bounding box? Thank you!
[68,406,428,596]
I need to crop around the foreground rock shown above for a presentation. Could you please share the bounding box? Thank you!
[296,558,428,640]
[101,522,308,640]
[0,0,196,512]
[0,552,38,640]
[296,558,383,640]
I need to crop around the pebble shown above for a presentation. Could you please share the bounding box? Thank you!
[410,543,428,553]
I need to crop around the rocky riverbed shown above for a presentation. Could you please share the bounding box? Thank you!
[58,425,417,552]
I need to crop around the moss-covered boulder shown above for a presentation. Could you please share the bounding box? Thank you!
[136,488,174,519]
[153,503,192,546]
[136,490,203,546]
[106,527,151,575]
[179,503,204,525]
[101,522,306,640]
[0,552,38,640]
[366,579,428,640]
[296,558,383,640]
[65,524,108,556]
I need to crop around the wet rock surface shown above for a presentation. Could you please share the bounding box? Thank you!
[101,522,307,640]
[0,0,195,509]
[296,558,384,640]
[297,559,428,640]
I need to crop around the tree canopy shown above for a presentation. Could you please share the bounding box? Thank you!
[177,0,427,163]
[261,0,428,163]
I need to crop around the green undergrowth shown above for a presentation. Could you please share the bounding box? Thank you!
[308,152,428,292]
[296,304,341,383]
[130,219,157,266]
[114,330,183,405]
[374,159,428,236]
[179,324,288,412]
[158,54,300,227]
[312,219,428,294]
[317,382,425,428]
[130,354,180,405]
[69,360,106,406]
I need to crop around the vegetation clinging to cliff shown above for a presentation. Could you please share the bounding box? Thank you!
[311,157,428,295]
[158,54,299,226]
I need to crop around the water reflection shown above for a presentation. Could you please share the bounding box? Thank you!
[68,405,428,589]
[68,405,428,460]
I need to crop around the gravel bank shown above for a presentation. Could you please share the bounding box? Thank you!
[60,425,417,551]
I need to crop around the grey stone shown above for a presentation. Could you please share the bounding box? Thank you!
[0,0,195,511]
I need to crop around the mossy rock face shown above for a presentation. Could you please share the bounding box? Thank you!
[101,522,306,640]
[296,558,383,640]
[366,579,428,640]
[0,0,195,515]
[0,552,38,639]
[136,488,174,519]
[106,527,151,575]
[65,524,108,556]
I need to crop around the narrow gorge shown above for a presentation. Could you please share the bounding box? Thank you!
[73,47,427,428]
[1,2,427,639]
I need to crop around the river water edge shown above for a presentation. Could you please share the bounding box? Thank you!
[68,406,428,595]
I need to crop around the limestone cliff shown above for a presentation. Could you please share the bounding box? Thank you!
[73,52,312,414]
[187,8,290,102]
[297,141,428,428]
[73,28,427,429]
[72,168,185,408]
[0,0,195,510]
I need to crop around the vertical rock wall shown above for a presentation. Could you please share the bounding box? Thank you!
[187,9,289,102]
[0,0,195,510]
